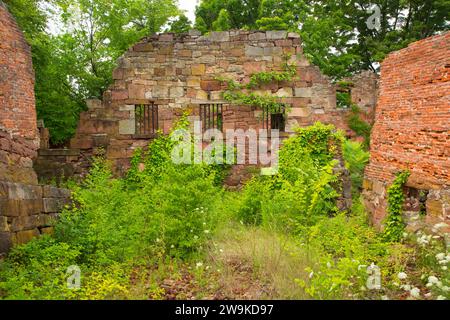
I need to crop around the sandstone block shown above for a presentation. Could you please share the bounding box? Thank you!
[0,216,9,232]
[191,64,206,76]
[119,119,136,135]
[208,31,230,42]
[43,198,69,213]
[245,45,264,56]
[13,229,40,245]
[295,87,313,98]
[42,185,71,199]
[170,87,184,98]
[290,107,311,118]
[266,31,287,40]
[0,232,12,254]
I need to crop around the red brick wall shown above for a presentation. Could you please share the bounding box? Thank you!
[0,3,38,141]
[363,32,450,229]
[0,3,39,184]
[366,32,450,188]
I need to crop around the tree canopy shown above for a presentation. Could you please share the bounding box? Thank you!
[196,0,450,77]
[5,0,180,145]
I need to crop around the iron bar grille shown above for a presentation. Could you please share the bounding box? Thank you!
[135,104,158,135]
[262,106,286,132]
[200,104,223,131]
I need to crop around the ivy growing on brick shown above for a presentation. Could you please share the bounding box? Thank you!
[383,171,411,242]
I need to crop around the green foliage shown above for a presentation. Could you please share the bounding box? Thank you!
[336,92,352,109]
[342,140,370,196]
[6,0,179,144]
[196,0,450,78]
[167,14,192,34]
[281,122,343,168]
[237,123,342,230]
[212,9,231,31]
[217,58,297,115]
[347,105,372,149]
[256,16,289,31]
[223,91,291,115]
[383,171,411,242]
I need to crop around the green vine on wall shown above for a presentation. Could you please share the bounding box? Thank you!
[216,55,297,115]
[383,170,411,242]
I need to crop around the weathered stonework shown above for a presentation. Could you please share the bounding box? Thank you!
[0,3,71,254]
[363,32,450,233]
[0,182,70,253]
[70,30,359,176]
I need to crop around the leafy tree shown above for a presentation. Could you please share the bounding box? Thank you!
[195,0,261,30]
[194,16,208,34]
[6,0,179,144]
[167,14,192,34]
[255,16,289,31]
[196,0,450,78]
[212,9,231,31]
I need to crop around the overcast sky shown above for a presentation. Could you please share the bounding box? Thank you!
[179,0,198,22]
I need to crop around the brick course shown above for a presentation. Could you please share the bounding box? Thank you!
[0,2,39,185]
[363,32,450,231]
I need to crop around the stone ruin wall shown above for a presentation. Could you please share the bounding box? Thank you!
[67,30,376,180]
[363,32,450,233]
[0,3,70,254]
[345,70,379,124]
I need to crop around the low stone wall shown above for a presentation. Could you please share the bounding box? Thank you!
[0,129,38,185]
[0,181,71,254]
[34,148,88,183]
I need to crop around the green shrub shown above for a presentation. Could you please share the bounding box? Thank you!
[347,105,372,148]
[343,140,370,196]
[238,123,342,231]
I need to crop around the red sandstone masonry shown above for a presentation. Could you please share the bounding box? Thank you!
[70,30,361,176]
[363,32,450,231]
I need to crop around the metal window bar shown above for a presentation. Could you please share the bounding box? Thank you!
[135,104,158,135]
[200,104,223,131]
[262,106,286,131]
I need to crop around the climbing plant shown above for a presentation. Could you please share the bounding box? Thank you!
[217,56,297,115]
[383,171,411,242]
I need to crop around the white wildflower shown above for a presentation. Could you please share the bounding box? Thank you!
[410,287,421,299]
[204,230,210,234]
[441,266,447,271]
[196,262,203,268]
[436,253,446,261]
[401,284,411,291]
[397,272,408,280]
[437,295,446,300]
[428,276,439,284]
[309,271,314,279]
